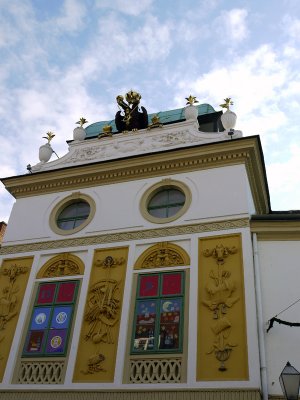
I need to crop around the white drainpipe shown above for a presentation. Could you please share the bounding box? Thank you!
[253,232,268,400]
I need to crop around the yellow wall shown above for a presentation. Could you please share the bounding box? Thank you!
[0,256,33,381]
[197,234,248,380]
[73,247,128,382]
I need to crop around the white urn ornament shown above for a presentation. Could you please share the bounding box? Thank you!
[220,97,237,130]
[184,95,199,121]
[73,117,88,141]
[39,132,55,163]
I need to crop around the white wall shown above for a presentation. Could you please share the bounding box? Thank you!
[258,240,300,396]
[4,164,253,244]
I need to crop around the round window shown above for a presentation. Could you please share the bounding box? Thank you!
[147,188,185,218]
[140,180,191,224]
[49,193,96,235]
[57,201,90,230]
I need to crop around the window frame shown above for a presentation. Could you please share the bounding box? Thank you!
[147,188,186,219]
[22,280,79,358]
[140,180,191,224]
[131,271,185,355]
[49,193,96,235]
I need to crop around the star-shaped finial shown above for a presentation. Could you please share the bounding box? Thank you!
[185,95,199,106]
[219,98,234,110]
[76,117,88,127]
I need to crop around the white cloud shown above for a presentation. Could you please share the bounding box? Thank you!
[214,8,249,45]
[267,143,300,210]
[94,0,153,16]
[52,0,87,34]
[282,15,300,42]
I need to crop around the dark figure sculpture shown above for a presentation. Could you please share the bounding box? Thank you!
[115,90,148,133]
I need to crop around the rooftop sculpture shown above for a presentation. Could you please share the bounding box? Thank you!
[115,90,148,133]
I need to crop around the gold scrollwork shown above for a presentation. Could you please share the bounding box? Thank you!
[81,255,124,375]
[203,244,239,371]
[134,242,190,269]
[37,253,84,278]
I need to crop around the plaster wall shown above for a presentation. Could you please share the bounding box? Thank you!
[4,164,252,244]
[257,240,300,396]
[0,227,260,391]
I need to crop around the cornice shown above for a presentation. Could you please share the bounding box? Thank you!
[251,220,300,240]
[0,218,249,255]
[1,137,270,214]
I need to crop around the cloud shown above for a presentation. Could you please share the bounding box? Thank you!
[52,0,87,34]
[214,8,249,45]
[282,15,300,42]
[267,143,300,210]
[94,0,153,16]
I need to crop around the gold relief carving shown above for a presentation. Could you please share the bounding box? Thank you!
[73,247,128,382]
[0,218,249,255]
[0,256,33,382]
[0,264,28,331]
[36,253,84,278]
[197,235,248,381]
[134,242,190,270]
[203,244,238,371]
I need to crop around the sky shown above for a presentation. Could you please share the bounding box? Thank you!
[1,0,300,222]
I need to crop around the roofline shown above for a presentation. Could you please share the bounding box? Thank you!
[1,135,271,215]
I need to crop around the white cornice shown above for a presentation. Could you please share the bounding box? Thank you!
[31,120,242,172]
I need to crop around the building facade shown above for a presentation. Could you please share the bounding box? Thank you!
[0,95,299,400]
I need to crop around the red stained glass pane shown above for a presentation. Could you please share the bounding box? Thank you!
[139,275,159,297]
[36,283,56,304]
[161,273,182,295]
[26,331,45,354]
[56,282,76,303]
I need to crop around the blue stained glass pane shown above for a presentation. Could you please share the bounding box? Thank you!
[50,306,72,329]
[30,307,52,330]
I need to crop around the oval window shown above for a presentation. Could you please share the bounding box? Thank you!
[56,201,90,231]
[147,188,186,219]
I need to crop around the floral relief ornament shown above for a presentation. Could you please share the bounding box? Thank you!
[202,244,239,371]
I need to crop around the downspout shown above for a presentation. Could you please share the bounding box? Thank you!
[253,232,268,400]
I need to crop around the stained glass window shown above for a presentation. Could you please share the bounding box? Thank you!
[132,271,184,354]
[23,280,79,357]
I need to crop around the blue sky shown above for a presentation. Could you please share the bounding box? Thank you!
[1,0,300,222]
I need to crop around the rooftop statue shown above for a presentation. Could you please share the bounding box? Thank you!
[115,90,148,133]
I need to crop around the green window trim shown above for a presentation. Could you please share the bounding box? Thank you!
[131,271,185,354]
[22,280,79,358]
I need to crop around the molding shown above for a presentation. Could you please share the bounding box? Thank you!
[0,218,250,255]
[29,119,242,173]
[1,137,269,214]
[0,390,261,400]
[250,220,300,240]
